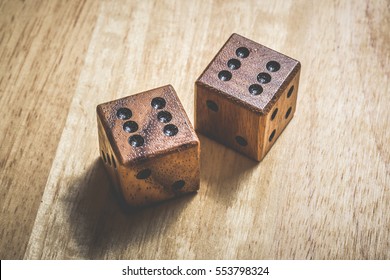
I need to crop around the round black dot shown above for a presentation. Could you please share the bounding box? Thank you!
[236,47,249,58]
[101,151,106,163]
[129,134,144,147]
[157,111,172,123]
[218,70,232,81]
[266,61,281,72]
[116,108,132,120]
[248,84,263,95]
[123,121,138,133]
[257,72,271,84]
[269,130,276,142]
[287,86,294,98]
[172,180,185,191]
[271,108,278,120]
[206,100,218,112]
[164,124,178,136]
[136,169,151,180]
[235,136,248,146]
[227,58,241,70]
[285,107,292,119]
[151,97,166,109]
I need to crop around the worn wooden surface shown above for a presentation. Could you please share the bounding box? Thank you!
[0,0,389,259]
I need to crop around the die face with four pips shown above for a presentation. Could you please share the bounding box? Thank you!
[97,85,200,207]
[195,33,301,161]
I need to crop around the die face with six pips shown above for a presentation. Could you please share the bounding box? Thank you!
[97,85,200,207]
[195,33,301,161]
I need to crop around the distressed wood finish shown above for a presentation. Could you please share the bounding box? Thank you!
[0,0,389,260]
[97,85,200,207]
[195,33,301,161]
[0,0,99,259]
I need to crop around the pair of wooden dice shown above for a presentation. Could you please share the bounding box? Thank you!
[97,34,301,207]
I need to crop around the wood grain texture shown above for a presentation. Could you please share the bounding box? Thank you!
[0,0,389,259]
[0,0,99,258]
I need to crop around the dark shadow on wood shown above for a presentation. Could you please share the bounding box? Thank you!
[198,134,259,206]
[64,158,196,259]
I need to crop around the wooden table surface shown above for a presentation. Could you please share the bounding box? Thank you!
[1,0,389,260]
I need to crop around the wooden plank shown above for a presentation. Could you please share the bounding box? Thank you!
[0,0,388,259]
[0,0,99,259]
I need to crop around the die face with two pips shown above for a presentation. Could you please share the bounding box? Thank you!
[97,85,200,207]
[195,33,301,161]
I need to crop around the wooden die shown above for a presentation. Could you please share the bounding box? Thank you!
[195,33,301,161]
[97,85,200,207]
